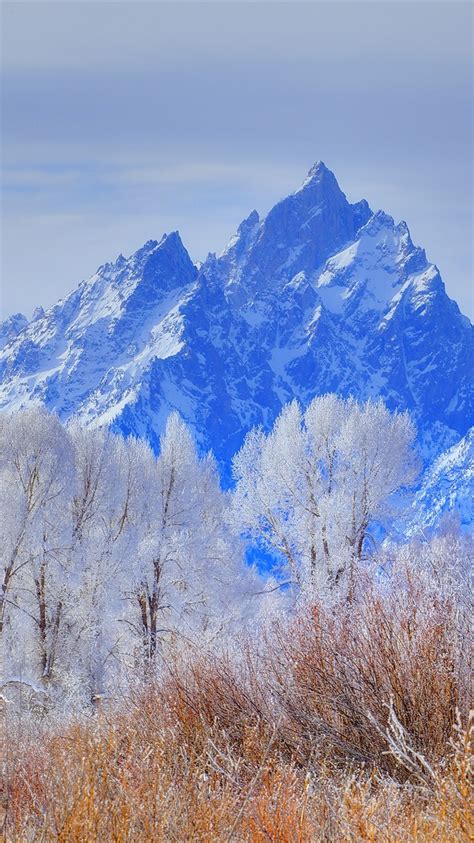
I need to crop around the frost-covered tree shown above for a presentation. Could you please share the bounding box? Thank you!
[120,413,257,669]
[232,395,418,600]
[0,408,267,704]
[0,408,77,700]
[65,424,139,700]
[0,409,74,639]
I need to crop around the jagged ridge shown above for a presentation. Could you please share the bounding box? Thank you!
[0,162,472,520]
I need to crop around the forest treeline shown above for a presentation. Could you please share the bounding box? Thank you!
[0,396,425,700]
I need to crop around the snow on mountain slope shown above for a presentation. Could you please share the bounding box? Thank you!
[407,428,474,531]
[0,162,472,493]
[0,232,197,425]
[0,313,28,351]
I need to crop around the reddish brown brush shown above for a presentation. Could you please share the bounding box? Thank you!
[2,568,472,841]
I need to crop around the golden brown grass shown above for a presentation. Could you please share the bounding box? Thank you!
[2,568,472,841]
[2,707,472,841]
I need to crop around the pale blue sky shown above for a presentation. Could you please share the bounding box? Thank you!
[1,1,473,319]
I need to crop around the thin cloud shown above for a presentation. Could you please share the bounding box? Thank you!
[1,1,472,320]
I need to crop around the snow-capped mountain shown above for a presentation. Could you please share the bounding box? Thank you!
[1,162,473,508]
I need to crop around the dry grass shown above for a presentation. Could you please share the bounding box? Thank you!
[2,568,472,842]
[269,573,468,773]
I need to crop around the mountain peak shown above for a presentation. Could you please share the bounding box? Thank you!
[0,163,472,493]
[360,209,395,234]
[160,230,186,250]
[307,159,329,176]
[0,312,28,351]
[238,209,260,234]
[297,160,336,192]
[31,306,45,322]
[131,239,160,263]
[152,230,190,258]
[125,232,191,272]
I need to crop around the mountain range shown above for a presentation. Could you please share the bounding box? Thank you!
[1,162,472,524]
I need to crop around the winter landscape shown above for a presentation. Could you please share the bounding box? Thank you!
[1,2,473,841]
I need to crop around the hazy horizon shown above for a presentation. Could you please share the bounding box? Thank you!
[1,1,473,320]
